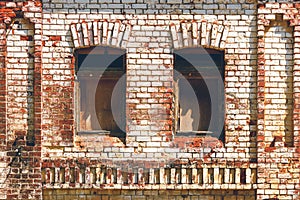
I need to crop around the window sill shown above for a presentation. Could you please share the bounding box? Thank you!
[77,130,126,146]
[175,131,213,137]
[77,130,111,136]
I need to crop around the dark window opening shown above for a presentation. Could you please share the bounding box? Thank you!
[75,46,126,139]
[174,48,225,141]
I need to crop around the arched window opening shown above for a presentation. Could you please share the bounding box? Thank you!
[75,46,126,139]
[174,48,225,141]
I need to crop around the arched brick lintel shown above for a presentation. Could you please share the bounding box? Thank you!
[71,20,132,49]
[170,21,230,50]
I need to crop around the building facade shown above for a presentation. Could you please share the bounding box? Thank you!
[0,0,299,199]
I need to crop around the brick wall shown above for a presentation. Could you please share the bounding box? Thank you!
[0,0,299,200]
[43,189,256,200]
[256,3,300,200]
[6,17,36,199]
[0,2,43,199]
[42,0,256,15]
[264,18,293,147]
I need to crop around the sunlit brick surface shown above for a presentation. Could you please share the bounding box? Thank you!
[0,1,299,200]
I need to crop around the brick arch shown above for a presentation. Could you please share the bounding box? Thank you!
[170,20,230,50]
[70,20,132,49]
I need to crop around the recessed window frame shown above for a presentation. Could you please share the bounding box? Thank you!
[74,46,126,139]
[173,48,225,141]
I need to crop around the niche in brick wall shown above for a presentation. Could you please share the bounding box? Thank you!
[173,48,225,141]
[75,46,126,140]
[6,18,35,146]
[264,15,294,147]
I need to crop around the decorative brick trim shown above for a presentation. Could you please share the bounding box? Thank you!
[71,20,132,49]
[170,20,229,50]
[41,159,257,189]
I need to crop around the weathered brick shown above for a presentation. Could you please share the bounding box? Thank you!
[0,1,299,200]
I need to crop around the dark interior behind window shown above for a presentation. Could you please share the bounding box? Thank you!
[174,48,225,141]
[75,46,126,138]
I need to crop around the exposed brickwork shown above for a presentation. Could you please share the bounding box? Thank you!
[0,21,8,200]
[6,17,36,199]
[0,0,299,200]
[0,2,19,199]
[170,20,229,49]
[0,1,43,199]
[256,3,300,200]
[71,20,132,49]
[43,189,256,200]
[42,10,75,147]
[42,0,257,15]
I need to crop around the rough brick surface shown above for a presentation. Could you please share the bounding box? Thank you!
[43,189,256,200]
[0,1,299,200]
[256,3,300,200]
